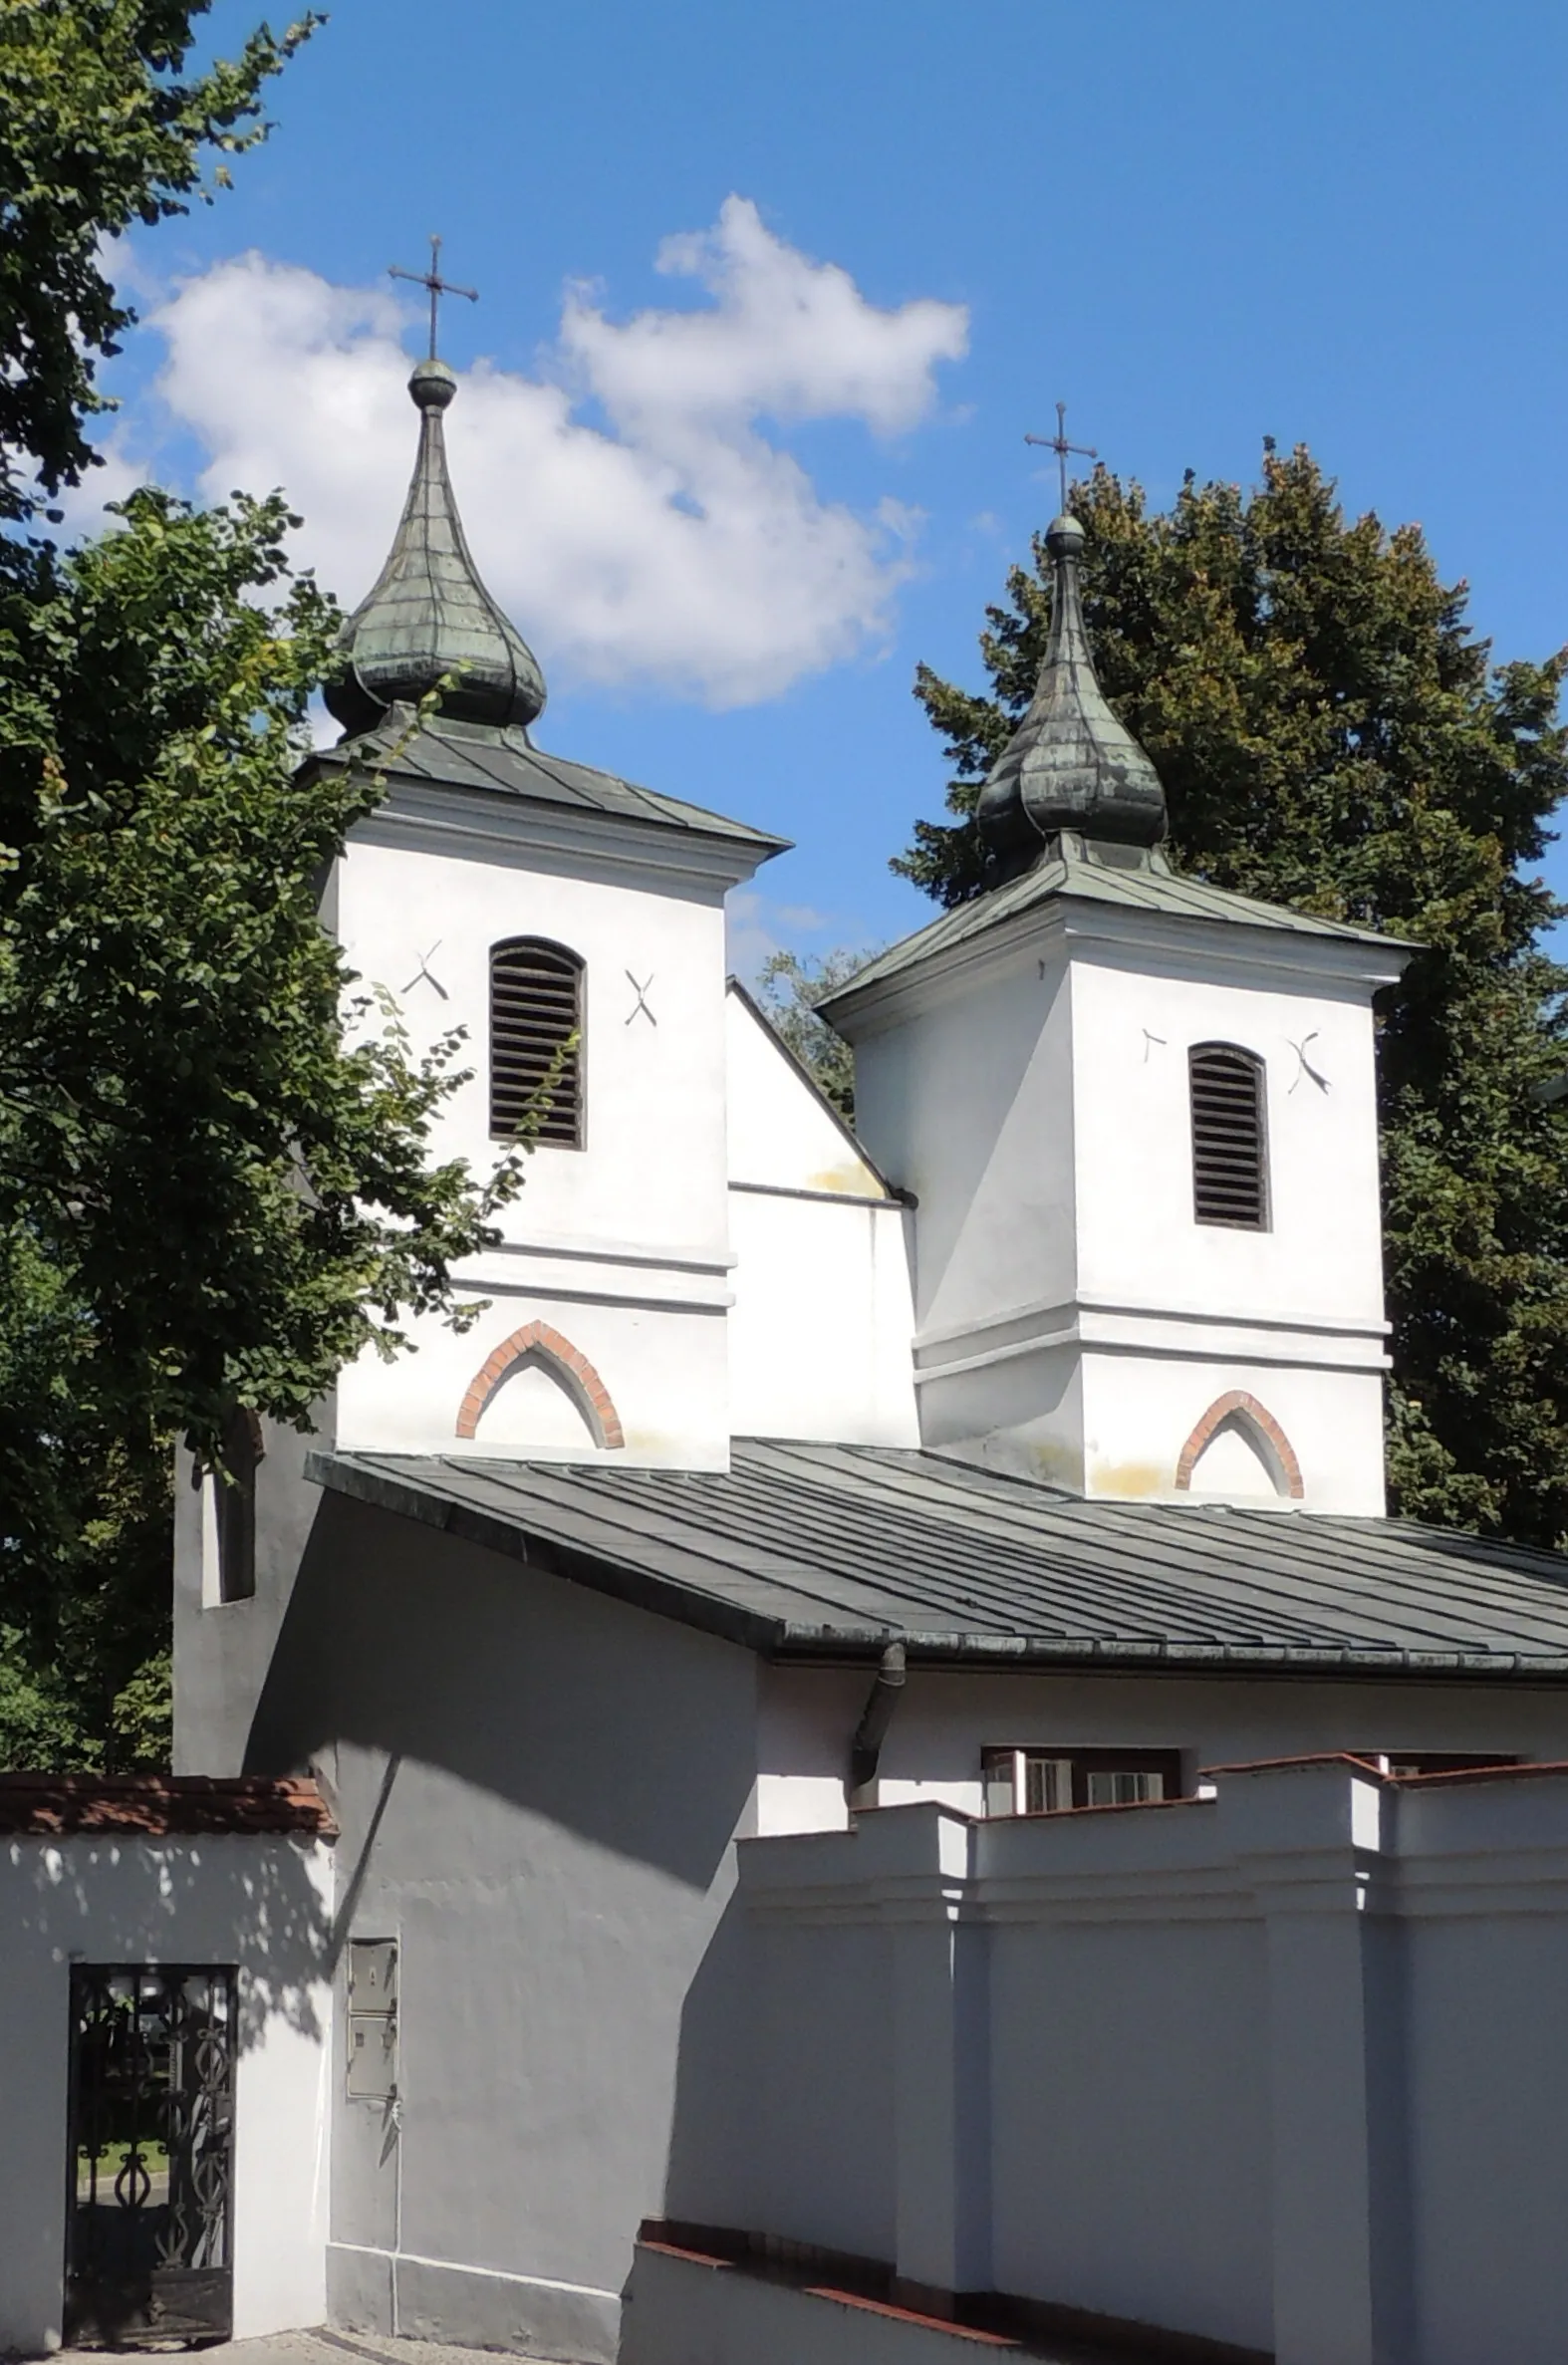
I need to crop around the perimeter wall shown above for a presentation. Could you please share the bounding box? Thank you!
[649,1759,1568,2365]
[0,1829,334,2356]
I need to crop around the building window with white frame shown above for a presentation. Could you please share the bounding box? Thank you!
[982,1746,1186,1816]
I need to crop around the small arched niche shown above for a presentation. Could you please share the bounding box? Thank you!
[1176,1389,1304,1503]
[1186,1413,1284,1500]
[475,1350,600,1451]
[455,1319,626,1453]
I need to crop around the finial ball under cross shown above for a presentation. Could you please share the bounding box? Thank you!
[1025,399,1098,513]
[390,234,478,360]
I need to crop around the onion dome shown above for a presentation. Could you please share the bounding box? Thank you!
[325,358,546,738]
[975,512,1166,874]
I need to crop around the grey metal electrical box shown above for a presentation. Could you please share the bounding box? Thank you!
[348,1939,396,2010]
[347,2011,397,2101]
[346,1938,397,2102]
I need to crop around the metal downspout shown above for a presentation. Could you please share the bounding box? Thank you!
[847,1641,908,1808]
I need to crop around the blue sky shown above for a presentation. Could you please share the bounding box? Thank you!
[94,0,1568,969]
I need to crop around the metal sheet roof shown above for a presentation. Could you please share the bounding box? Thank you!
[822,844,1406,1011]
[312,706,789,854]
[309,1440,1568,1681]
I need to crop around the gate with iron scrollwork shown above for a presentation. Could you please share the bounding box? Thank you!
[65,1966,236,2346]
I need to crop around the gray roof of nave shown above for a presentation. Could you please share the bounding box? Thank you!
[309,1439,1568,1679]
[310,705,790,855]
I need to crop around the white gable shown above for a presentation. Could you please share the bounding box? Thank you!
[723,979,917,1447]
[724,979,888,1198]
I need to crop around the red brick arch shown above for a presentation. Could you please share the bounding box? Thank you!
[455,1320,625,1450]
[1175,1389,1304,1501]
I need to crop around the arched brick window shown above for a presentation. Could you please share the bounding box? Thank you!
[490,937,584,1147]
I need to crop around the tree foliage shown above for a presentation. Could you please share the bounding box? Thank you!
[0,490,519,1760]
[2,488,518,1454]
[0,0,317,521]
[902,445,1568,1546]
[754,947,881,1119]
[0,4,524,1763]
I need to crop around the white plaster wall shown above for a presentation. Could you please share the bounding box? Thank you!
[723,985,916,1445]
[842,900,1398,1508]
[621,2245,1000,2365]
[986,1900,1273,2345]
[339,816,732,1249]
[1392,1777,1568,2365]
[916,1343,1387,1509]
[172,1421,327,1779]
[0,1834,334,2355]
[337,1278,731,1469]
[1079,1352,1387,1511]
[914,1340,1086,1486]
[724,985,885,1196]
[741,1914,899,2261]
[715,1767,1568,2363]
[756,1662,1568,1833]
[1071,950,1387,1332]
[851,940,1076,1343]
[726,1193,916,1444]
[721,1801,1276,2349]
[328,797,743,1468]
[244,1491,763,2364]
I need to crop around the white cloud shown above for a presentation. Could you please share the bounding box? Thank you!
[52,425,147,535]
[135,197,967,707]
[568,194,966,438]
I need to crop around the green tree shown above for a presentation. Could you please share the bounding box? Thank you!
[0,490,518,1762]
[901,445,1568,1546]
[755,947,881,1118]
[0,0,316,522]
[0,5,520,1764]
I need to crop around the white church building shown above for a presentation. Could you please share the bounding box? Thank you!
[19,346,1568,2365]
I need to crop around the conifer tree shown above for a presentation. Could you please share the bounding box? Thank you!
[900,447,1568,1545]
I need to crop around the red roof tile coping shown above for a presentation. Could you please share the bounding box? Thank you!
[803,2288,1018,2345]
[0,1773,337,1839]
[1200,1751,1397,1780]
[1396,1757,1568,1788]
[1200,1751,1568,1789]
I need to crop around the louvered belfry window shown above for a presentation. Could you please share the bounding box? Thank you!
[1188,1042,1269,1228]
[490,937,585,1147]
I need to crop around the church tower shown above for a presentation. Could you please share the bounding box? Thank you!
[822,502,1411,1513]
[301,340,787,1469]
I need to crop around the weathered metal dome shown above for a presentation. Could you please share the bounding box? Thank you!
[975,512,1166,874]
[325,359,546,738]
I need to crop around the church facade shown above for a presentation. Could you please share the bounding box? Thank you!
[169,350,1568,2360]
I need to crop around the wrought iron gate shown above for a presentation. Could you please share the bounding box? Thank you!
[65,1966,236,2346]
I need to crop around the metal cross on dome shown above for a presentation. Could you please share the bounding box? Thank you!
[1025,399,1098,512]
[390,234,477,360]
